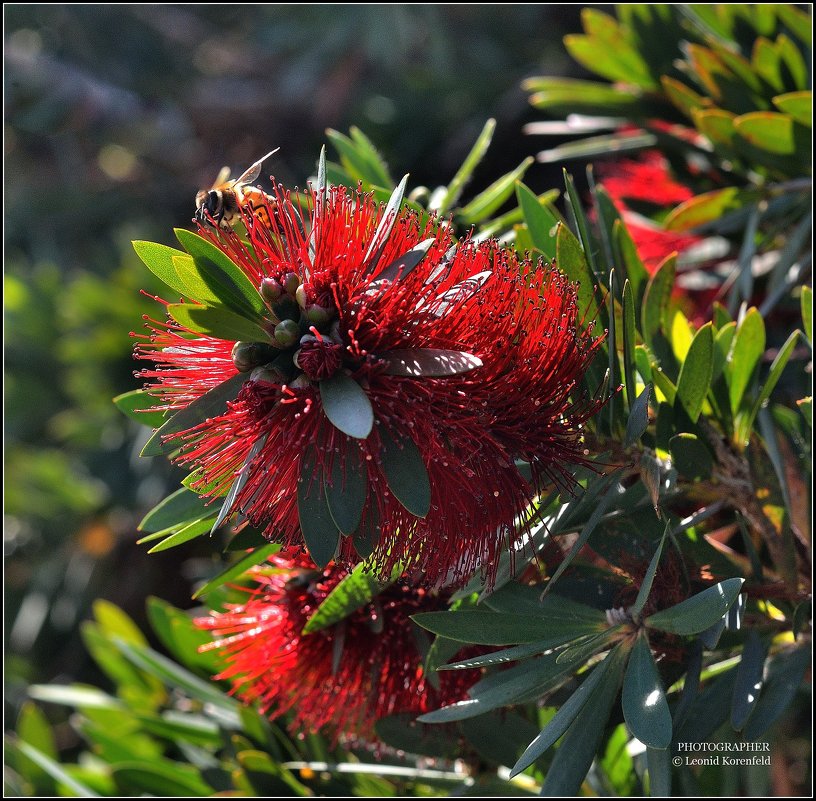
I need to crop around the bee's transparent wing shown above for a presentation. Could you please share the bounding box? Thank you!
[235,149,280,186]
[212,166,232,187]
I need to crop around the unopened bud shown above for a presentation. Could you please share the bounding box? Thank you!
[260,277,283,303]
[295,284,308,309]
[305,303,331,325]
[274,319,300,347]
[283,272,301,296]
[250,364,287,384]
[288,374,312,390]
[272,295,300,322]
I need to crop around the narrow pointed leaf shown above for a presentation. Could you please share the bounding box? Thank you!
[516,181,559,260]
[13,741,99,798]
[458,158,534,224]
[563,168,598,273]
[147,518,213,553]
[436,118,495,213]
[622,634,672,749]
[622,279,638,411]
[556,221,598,321]
[171,257,257,321]
[380,348,482,377]
[646,746,672,796]
[113,390,168,428]
[624,385,652,448]
[303,561,391,635]
[353,506,380,559]
[192,542,281,599]
[642,255,676,349]
[373,238,436,283]
[439,640,556,671]
[140,374,245,457]
[139,488,210,533]
[212,434,267,533]
[646,578,744,635]
[319,372,373,440]
[297,451,341,568]
[675,322,713,422]
[324,445,367,535]
[632,523,669,617]
[363,174,408,270]
[613,218,649,308]
[132,241,195,296]
[731,630,767,731]
[728,308,765,414]
[379,428,431,517]
[168,303,273,344]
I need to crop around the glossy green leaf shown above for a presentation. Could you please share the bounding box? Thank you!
[622,634,672,749]
[436,118,495,213]
[296,451,341,568]
[622,279,638,410]
[412,609,602,646]
[191,542,281,599]
[363,174,408,270]
[641,254,675,349]
[374,238,435,283]
[113,390,167,428]
[646,746,672,796]
[728,308,765,415]
[664,188,755,231]
[15,702,58,787]
[556,221,597,321]
[613,219,649,312]
[352,506,380,559]
[93,600,148,647]
[624,385,652,449]
[147,517,213,553]
[712,322,737,383]
[661,75,707,117]
[693,108,737,147]
[522,645,628,788]
[13,741,99,798]
[516,181,559,260]
[731,630,767,731]
[734,111,797,155]
[28,684,123,710]
[379,427,431,518]
[669,433,713,479]
[302,562,390,634]
[319,372,373,440]
[802,285,812,343]
[524,77,641,114]
[555,628,619,665]
[139,487,211,532]
[675,323,713,422]
[439,640,556,671]
[140,373,245,457]
[132,241,195,296]
[349,126,393,187]
[145,596,222,674]
[458,157,534,224]
[632,523,669,617]
[379,348,482,377]
[134,711,221,747]
[171,256,256,321]
[646,578,744,635]
[773,91,812,127]
[168,303,273,344]
[112,761,214,797]
[743,646,810,741]
[323,447,367,535]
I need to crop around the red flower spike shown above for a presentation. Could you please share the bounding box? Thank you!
[135,182,604,587]
[194,551,479,742]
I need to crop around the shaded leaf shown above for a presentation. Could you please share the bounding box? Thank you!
[168,303,273,344]
[113,390,167,428]
[324,445,367,535]
[379,427,431,518]
[632,523,669,617]
[646,578,744,635]
[675,323,713,423]
[731,630,768,731]
[670,433,713,479]
[641,254,675,349]
[139,487,211,533]
[624,385,652,448]
[319,372,373,440]
[192,542,281,599]
[622,634,672,749]
[380,348,482,377]
[664,188,757,231]
[297,451,340,568]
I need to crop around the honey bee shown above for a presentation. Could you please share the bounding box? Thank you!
[195,149,279,228]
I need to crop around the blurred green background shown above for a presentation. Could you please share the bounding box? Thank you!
[4,4,588,734]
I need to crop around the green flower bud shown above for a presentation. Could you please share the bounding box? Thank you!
[232,341,259,372]
[260,278,283,303]
[305,303,330,326]
[274,319,300,347]
[295,284,308,309]
[250,364,287,384]
[283,272,301,296]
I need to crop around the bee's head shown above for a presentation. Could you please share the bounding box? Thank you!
[195,189,224,223]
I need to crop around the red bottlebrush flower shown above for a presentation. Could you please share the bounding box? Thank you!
[134,180,603,587]
[597,150,694,208]
[195,551,479,741]
[621,213,702,273]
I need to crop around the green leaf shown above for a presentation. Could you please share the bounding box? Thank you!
[516,181,559,260]
[624,385,652,449]
[134,711,221,747]
[556,221,597,320]
[773,91,812,127]
[563,168,598,275]
[168,302,273,344]
[622,279,638,410]
[555,628,620,665]
[528,645,628,790]
[674,322,713,423]
[15,702,58,787]
[297,450,341,568]
[734,111,798,155]
[170,255,256,321]
[132,241,195,296]
[139,487,211,532]
[349,126,393,187]
[741,329,800,441]
[802,285,812,343]
[211,433,267,533]
[664,188,755,231]
[379,348,483,377]
[613,220,649,314]
[524,77,641,114]
[174,228,265,317]
[743,646,811,741]
[363,174,408,270]
[646,746,672,796]
[113,390,167,428]
[728,308,766,415]
[731,630,767,731]
[323,446,367,535]
[645,578,744,635]
[13,741,99,798]
[436,118,496,214]
[145,596,222,673]
[327,127,391,188]
[712,322,737,383]
[439,640,559,671]
[373,238,436,283]
[112,761,214,797]
[632,523,669,617]
[192,542,281,599]
[140,373,245,457]
[352,505,380,559]
[641,254,676,349]
[303,562,390,634]
[28,684,123,710]
[146,517,213,553]
[93,600,148,647]
[622,634,672,749]
[412,610,603,646]
[669,433,713,479]
[379,427,431,518]
[319,372,373,439]
[458,157,534,225]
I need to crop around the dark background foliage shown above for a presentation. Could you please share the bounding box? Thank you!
[4,1,588,730]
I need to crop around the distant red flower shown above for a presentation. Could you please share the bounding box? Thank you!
[135,181,603,587]
[598,150,694,208]
[195,551,479,741]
